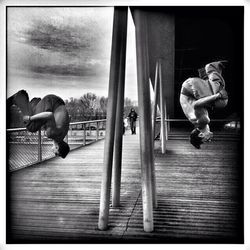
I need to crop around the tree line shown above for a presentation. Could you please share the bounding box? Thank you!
[7,92,138,128]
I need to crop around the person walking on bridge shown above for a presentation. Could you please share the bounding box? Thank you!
[7,90,70,158]
[128,108,138,135]
[179,60,228,149]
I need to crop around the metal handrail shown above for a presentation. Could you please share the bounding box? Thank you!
[7,119,107,171]
[7,127,27,132]
[7,119,107,132]
[153,117,240,141]
[70,119,106,126]
[155,118,240,122]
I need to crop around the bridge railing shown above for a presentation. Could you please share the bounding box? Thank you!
[7,119,106,172]
[154,118,241,140]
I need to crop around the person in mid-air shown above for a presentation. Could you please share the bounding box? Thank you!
[179,61,228,149]
[7,90,70,158]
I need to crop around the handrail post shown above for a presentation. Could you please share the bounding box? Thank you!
[83,123,86,145]
[65,126,69,143]
[167,114,170,133]
[96,121,99,141]
[165,107,168,141]
[38,130,42,162]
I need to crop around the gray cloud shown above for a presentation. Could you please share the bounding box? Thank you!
[29,63,105,77]
[24,20,89,55]
[7,8,140,101]
[15,14,112,77]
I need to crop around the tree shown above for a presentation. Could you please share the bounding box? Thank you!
[65,92,108,122]
[98,96,108,117]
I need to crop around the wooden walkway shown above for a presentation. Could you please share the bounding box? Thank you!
[7,130,243,243]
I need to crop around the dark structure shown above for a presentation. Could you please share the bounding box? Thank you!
[132,6,243,120]
[98,6,243,237]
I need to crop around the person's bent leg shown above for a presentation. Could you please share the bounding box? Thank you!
[193,93,221,109]
[205,61,226,94]
[8,90,32,116]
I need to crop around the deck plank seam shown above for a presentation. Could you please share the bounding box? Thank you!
[121,189,142,239]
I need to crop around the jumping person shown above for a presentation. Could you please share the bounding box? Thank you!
[7,90,70,158]
[128,108,138,135]
[179,61,228,149]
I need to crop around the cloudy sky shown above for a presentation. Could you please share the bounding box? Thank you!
[7,7,138,101]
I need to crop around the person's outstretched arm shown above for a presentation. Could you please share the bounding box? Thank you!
[23,112,54,124]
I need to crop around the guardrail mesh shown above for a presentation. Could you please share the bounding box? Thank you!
[8,131,40,171]
[7,119,239,172]
[7,120,106,172]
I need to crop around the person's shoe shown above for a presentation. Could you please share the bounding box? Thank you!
[12,90,29,106]
[205,60,228,74]
[219,89,228,99]
[218,60,228,68]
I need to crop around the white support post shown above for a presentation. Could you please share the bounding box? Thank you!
[152,61,159,141]
[112,9,127,208]
[150,61,159,209]
[98,7,128,231]
[134,8,154,232]
[159,60,166,154]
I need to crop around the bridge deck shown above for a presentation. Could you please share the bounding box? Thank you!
[7,130,243,243]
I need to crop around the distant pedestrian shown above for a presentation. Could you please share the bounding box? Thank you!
[7,90,70,158]
[128,108,138,135]
[123,117,129,135]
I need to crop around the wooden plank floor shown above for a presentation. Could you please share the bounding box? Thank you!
[7,130,243,243]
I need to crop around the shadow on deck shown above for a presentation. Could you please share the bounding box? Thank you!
[7,130,244,244]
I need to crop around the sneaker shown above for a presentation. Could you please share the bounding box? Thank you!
[219,89,228,99]
[218,60,228,68]
[13,90,29,105]
[205,60,228,74]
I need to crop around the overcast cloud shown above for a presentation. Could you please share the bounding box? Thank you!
[7,7,138,101]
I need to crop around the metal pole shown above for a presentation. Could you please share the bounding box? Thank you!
[167,114,170,132]
[152,61,159,141]
[165,106,168,141]
[159,60,166,154]
[38,130,42,162]
[134,8,154,232]
[112,9,127,207]
[150,62,159,209]
[98,7,128,231]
